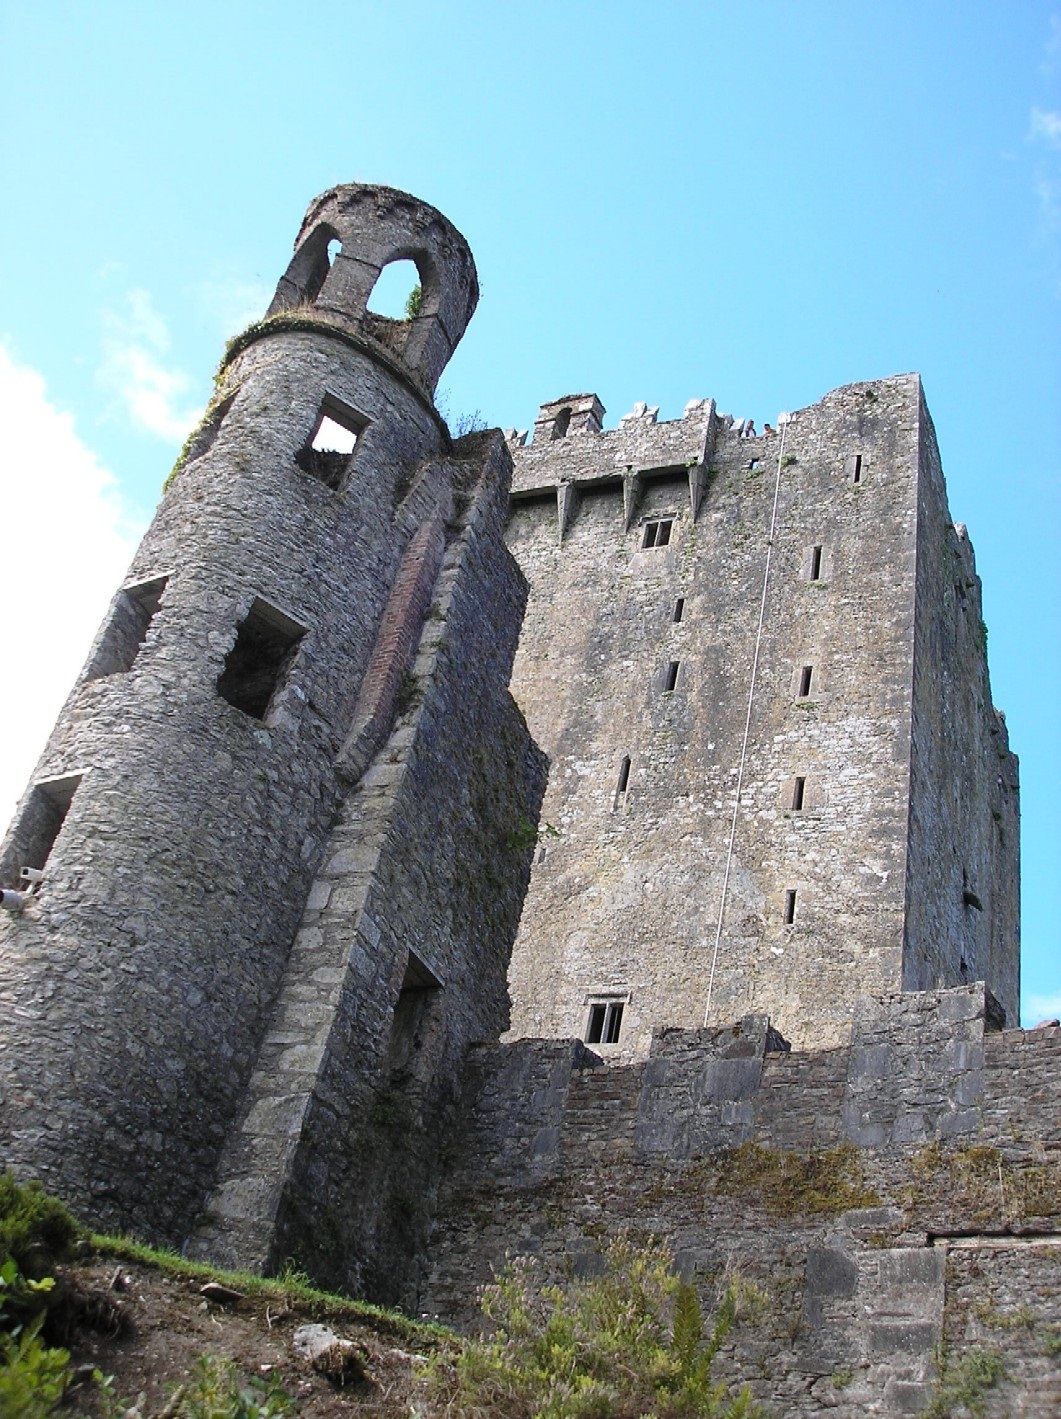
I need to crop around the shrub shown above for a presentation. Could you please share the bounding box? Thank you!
[0,1319,71,1419]
[0,1173,80,1279]
[419,1236,764,1417]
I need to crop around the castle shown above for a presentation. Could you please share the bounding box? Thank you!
[1,185,1056,1416]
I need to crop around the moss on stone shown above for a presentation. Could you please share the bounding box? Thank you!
[712,1143,881,1218]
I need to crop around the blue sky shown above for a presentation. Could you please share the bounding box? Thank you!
[0,1,1057,1022]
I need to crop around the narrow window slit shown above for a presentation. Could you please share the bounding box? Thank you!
[798,665,813,698]
[783,889,797,925]
[617,756,631,794]
[852,454,863,484]
[809,545,823,581]
[217,598,305,721]
[663,661,680,693]
[673,597,685,623]
[792,776,806,811]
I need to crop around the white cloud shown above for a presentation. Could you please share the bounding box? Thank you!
[0,344,146,833]
[97,289,203,442]
[195,277,272,339]
[1024,990,1061,1024]
[1030,106,1061,151]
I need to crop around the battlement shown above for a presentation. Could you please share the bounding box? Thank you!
[424,987,1060,1412]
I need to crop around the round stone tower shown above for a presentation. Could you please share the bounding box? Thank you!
[0,185,480,1240]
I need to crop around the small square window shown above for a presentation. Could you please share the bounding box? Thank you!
[642,519,673,549]
[295,396,365,490]
[586,999,624,1045]
[1,773,83,890]
[217,598,305,721]
[85,575,168,681]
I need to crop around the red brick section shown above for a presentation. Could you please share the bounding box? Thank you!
[339,514,447,778]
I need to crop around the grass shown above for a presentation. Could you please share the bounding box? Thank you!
[926,1347,1006,1417]
[92,1233,449,1346]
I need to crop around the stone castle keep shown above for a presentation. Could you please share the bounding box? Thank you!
[1,185,1057,1414]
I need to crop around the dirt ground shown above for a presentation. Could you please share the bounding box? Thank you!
[56,1256,448,1417]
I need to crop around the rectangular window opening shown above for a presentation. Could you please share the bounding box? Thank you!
[385,950,442,1084]
[642,518,673,549]
[783,889,797,925]
[792,776,806,811]
[586,1000,624,1045]
[809,545,823,581]
[798,665,813,698]
[673,597,685,623]
[85,575,169,681]
[217,598,305,721]
[663,660,680,693]
[296,396,365,491]
[852,454,862,484]
[2,774,83,888]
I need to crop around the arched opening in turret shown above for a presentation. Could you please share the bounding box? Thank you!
[267,223,342,315]
[367,258,424,320]
[551,407,572,440]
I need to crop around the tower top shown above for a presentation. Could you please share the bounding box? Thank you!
[265,183,479,396]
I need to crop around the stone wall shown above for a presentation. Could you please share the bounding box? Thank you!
[901,390,1020,1022]
[0,188,546,1303]
[501,377,1019,1055]
[0,318,446,1239]
[190,431,547,1308]
[424,986,1060,1415]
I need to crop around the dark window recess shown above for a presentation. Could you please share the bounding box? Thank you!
[217,599,304,720]
[809,545,823,581]
[783,889,797,925]
[295,397,364,490]
[798,665,813,698]
[748,458,760,471]
[673,597,685,623]
[384,952,441,1085]
[551,407,572,440]
[3,774,82,887]
[792,776,806,811]
[851,454,863,484]
[962,870,984,911]
[586,1000,624,1045]
[642,519,673,549]
[616,756,631,794]
[663,660,680,692]
[85,576,168,681]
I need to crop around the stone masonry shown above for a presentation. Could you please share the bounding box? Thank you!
[425,988,1060,1416]
[0,185,545,1303]
[0,183,1050,1413]
[502,381,1019,1054]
